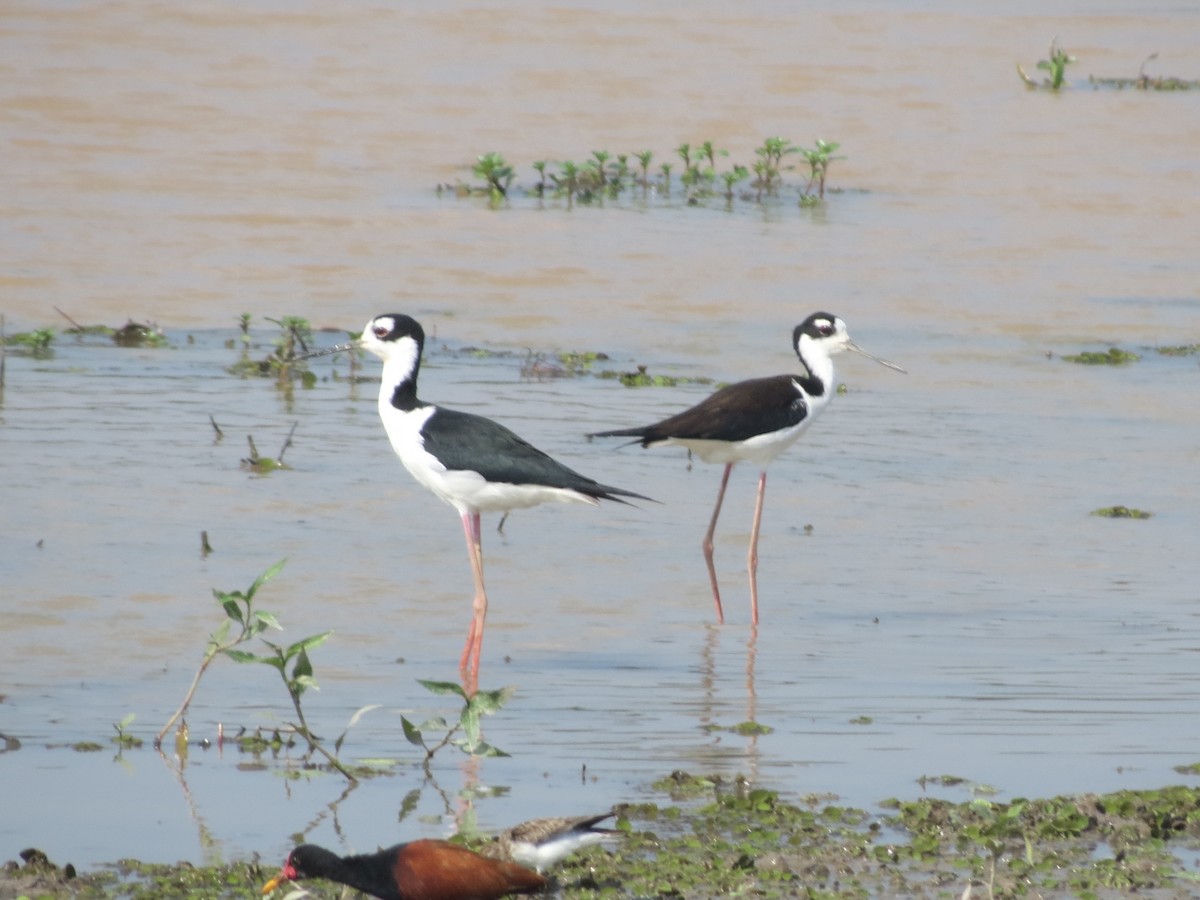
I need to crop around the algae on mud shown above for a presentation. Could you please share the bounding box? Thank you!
[6,774,1200,899]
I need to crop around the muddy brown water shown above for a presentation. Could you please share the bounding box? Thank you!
[2,0,1199,872]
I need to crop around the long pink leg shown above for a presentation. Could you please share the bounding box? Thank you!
[746,470,767,626]
[702,463,734,624]
[457,510,486,688]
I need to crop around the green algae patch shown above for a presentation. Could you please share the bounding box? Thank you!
[1063,347,1140,365]
[1092,505,1152,519]
[1155,343,1200,357]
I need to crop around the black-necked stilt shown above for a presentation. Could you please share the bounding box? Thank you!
[589,312,903,625]
[479,811,620,873]
[303,314,650,683]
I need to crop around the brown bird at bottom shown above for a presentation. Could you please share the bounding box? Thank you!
[261,839,546,900]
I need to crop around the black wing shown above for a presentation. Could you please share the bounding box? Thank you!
[425,408,649,502]
[591,375,808,445]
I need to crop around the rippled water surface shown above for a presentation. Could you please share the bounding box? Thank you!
[2,0,1199,871]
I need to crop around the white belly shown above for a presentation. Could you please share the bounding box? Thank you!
[663,417,816,467]
[382,405,597,514]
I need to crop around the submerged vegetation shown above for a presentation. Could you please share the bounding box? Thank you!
[442,135,847,210]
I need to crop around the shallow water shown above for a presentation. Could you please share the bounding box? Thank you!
[2,0,1199,873]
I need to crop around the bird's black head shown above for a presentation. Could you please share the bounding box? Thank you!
[365,314,425,346]
[793,312,844,345]
[360,314,427,371]
[283,844,340,880]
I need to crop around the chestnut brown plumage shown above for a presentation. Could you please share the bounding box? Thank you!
[262,839,546,900]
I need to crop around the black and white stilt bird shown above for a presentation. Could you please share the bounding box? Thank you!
[588,312,903,625]
[302,314,650,683]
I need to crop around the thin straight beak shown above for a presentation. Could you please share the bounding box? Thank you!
[847,341,906,374]
[290,340,359,362]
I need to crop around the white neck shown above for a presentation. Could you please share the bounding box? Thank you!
[375,335,422,399]
[796,334,838,390]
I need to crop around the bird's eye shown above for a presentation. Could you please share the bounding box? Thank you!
[373,326,388,339]
[816,322,834,336]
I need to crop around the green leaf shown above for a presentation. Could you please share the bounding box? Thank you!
[220,598,244,625]
[286,631,332,658]
[460,705,481,746]
[222,649,261,664]
[468,740,510,758]
[469,685,516,715]
[254,610,282,631]
[291,648,314,682]
[418,679,468,700]
[211,619,232,646]
[400,716,425,747]
[291,674,318,694]
[246,558,288,600]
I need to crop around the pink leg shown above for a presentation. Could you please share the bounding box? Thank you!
[703,463,734,624]
[457,511,486,689]
[747,471,767,626]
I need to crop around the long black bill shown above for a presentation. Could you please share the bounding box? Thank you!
[846,340,906,374]
[289,341,358,362]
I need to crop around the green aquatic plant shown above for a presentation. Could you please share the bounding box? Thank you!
[720,164,750,202]
[1062,346,1140,365]
[447,135,856,212]
[634,149,654,194]
[588,149,610,190]
[599,365,713,389]
[753,135,798,197]
[552,160,581,208]
[240,422,298,474]
[472,151,514,204]
[698,139,725,173]
[154,559,355,780]
[4,327,55,357]
[1019,36,1076,89]
[112,713,142,749]
[401,679,514,763]
[799,139,842,202]
[658,161,672,195]
[227,315,318,387]
[1155,342,1200,356]
[1091,505,1151,519]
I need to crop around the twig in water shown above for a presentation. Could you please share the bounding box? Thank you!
[276,421,299,465]
[53,306,85,333]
